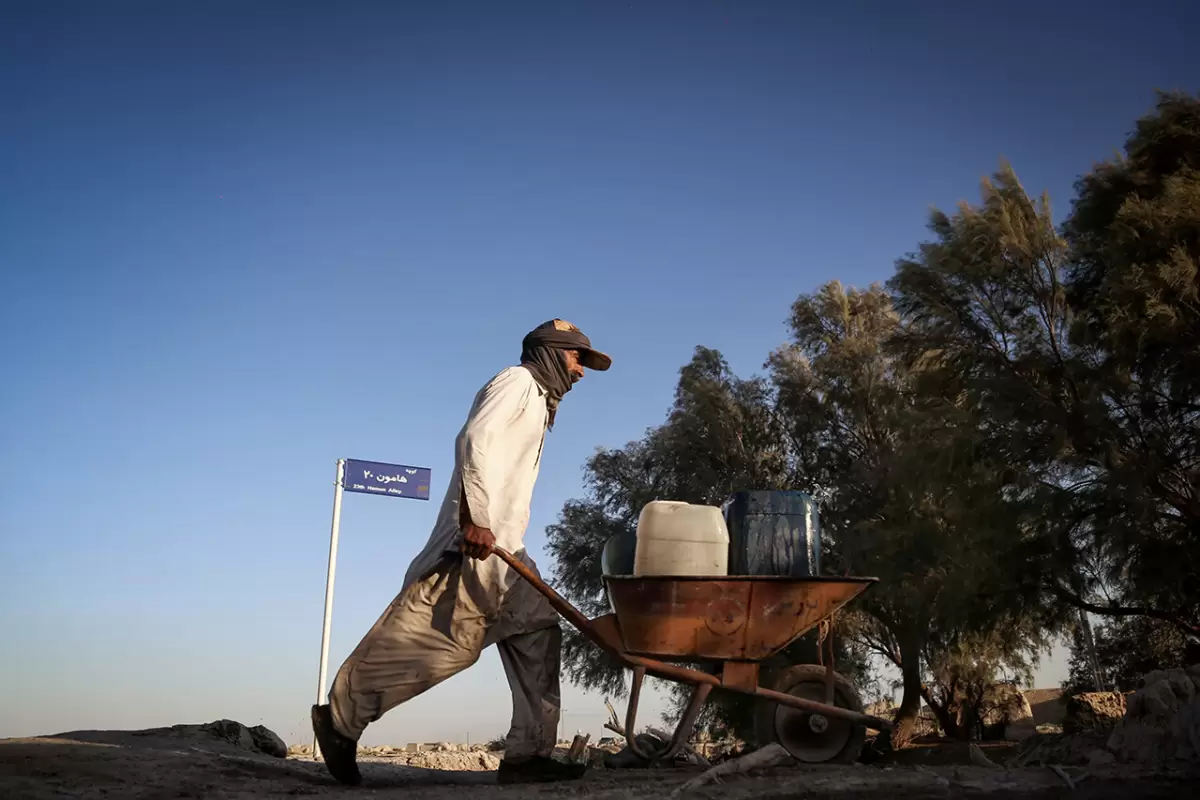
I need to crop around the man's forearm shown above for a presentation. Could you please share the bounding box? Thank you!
[460,461,492,529]
[458,484,485,529]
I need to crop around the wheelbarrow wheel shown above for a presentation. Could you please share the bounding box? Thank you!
[753,664,866,764]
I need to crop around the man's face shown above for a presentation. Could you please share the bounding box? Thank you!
[563,349,585,383]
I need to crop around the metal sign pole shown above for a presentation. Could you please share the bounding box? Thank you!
[313,458,346,759]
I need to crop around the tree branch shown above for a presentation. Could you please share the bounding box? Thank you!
[1050,583,1200,636]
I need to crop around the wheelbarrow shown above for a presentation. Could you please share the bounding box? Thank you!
[491,548,892,765]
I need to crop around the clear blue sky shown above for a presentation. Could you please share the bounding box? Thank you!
[2,1,1196,746]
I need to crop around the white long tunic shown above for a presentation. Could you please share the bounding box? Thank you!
[401,366,549,617]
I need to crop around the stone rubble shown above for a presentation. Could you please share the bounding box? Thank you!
[287,741,501,771]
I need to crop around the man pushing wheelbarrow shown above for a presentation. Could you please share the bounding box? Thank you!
[311,319,612,786]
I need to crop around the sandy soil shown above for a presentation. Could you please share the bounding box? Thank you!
[1,732,1194,799]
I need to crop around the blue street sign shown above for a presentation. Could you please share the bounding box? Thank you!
[343,459,431,500]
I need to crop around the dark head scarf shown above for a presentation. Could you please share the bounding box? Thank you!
[520,320,606,430]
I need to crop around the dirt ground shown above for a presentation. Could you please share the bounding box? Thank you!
[2,731,1195,800]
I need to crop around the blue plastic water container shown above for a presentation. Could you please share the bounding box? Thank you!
[722,490,822,577]
[601,531,637,577]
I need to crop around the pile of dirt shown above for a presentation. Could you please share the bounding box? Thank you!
[1007,664,1200,770]
[1065,692,1127,734]
[41,720,288,759]
[1107,665,1200,766]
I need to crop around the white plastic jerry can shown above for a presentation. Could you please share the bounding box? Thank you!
[632,500,730,577]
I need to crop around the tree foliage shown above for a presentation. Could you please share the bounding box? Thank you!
[1065,614,1191,695]
[544,92,1200,748]
[892,92,1200,636]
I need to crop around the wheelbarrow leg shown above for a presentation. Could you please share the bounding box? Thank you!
[624,667,651,760]
[624,667,713,764]
[657,682,712,761]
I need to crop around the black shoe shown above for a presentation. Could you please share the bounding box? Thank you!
[497,755,588,784]
[310,704,362,786]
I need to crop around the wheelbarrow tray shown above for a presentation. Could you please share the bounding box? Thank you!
[604,574,876,662]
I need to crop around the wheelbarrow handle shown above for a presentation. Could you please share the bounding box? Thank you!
[490,547,597,636]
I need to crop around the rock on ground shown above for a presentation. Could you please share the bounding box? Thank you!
[198,720,288,758]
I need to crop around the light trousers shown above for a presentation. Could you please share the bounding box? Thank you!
[328,552,562,759]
